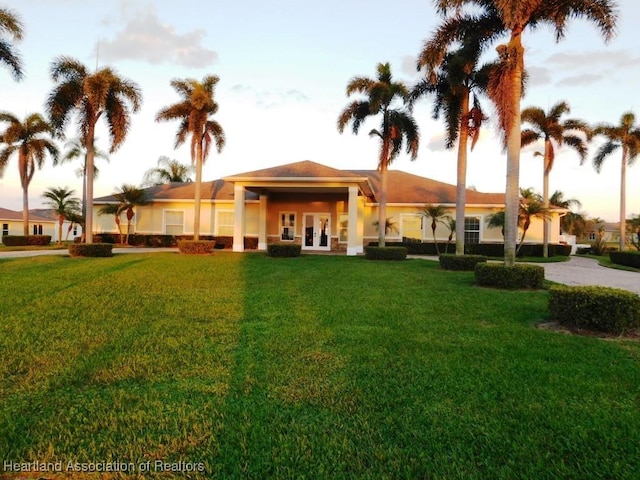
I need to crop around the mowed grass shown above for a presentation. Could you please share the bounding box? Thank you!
[1,252,639,479]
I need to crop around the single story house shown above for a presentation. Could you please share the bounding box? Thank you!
[0,208,56,241]
[92,160,565,255]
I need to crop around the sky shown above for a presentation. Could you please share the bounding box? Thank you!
[1,0,639,222]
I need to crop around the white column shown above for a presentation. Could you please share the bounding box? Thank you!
[357,193,365,253]
[233,184,245,252]
[347,186,358,256]
[258,194,267,250]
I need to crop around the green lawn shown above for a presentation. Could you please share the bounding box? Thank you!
[1,253,639,479]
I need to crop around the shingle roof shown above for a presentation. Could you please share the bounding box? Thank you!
[226,160,364,179]
[0,207,55,222]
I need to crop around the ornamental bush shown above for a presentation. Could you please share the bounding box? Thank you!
[267,243,301,257]
[474,263,544,289]
[364,246,407,261]
[548,285,640,335]
[2,235,52,246]
[439,254,487,271]
[609,251,640,268]
[178,240,216,254]
[68,243,113,257]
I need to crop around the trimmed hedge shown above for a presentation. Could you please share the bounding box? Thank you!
[68,243,113,257]
[178,240,216,254]
[368,241,450,255]
[2,235,52,246]
[610,251,640,269]
[439,254,487,271]
[549,285,640,334]
[267,243,302,257]
[474,263,545,289]
[364,246,407,261]
[465,243,572,257]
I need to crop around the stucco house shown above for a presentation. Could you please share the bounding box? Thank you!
[92,160,565,255]
[0,208,56,241]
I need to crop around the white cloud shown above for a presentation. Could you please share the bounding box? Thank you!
[98,5,217,68]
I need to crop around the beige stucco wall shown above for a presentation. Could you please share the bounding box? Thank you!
[0,219,55,239]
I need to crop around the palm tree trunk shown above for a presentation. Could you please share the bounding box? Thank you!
[22,185,29,236]
[455,93,470,256]
[542,139,551,258]
[379,163,387,247]
[58,214,64,245]
[620,146,627,251]
[194,141,203,241]
[503,33,524,267]
[81,156,87,242]
[85,125,96,244]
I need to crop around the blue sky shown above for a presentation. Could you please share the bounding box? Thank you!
[1,0,639,222]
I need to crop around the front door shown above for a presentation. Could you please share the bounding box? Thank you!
[303,213,331,251]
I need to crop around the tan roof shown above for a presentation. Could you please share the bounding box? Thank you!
[352,170,505,205]
[0,207,55,223]
[226,160,365,180]
[94,161,505,206]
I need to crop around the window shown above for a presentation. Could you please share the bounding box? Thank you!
[280,212,295,241]
[464,217,480,244]
[339,214,348,243]
[216,211,234,236]
[401,215,423,242]
[2,223,7,236]
[32,224,43,235]
[73,225,78,236]
[165,210,184,235]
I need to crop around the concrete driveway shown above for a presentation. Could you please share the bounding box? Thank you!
[539,256,640,295]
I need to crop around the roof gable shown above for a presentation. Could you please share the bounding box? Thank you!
[225,160,361,180]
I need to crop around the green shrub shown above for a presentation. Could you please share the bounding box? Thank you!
[439,254,487,271]
[610,251,640,268]
[92,233,118,244]
[178,240,216,254]
[465,243,571,257]
[364,246,407,261]
[267,243,302,257]
[368,241,449,255]
[68,243,113,258]
[2,235,51,246]
[474,263,544,289]
[549,285,640,334]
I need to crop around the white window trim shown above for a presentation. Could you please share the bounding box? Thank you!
[464,215,482,244]
[338,213,349,243]
[215,209,235,236]
[163,209,185,235]
[279,211,296,242]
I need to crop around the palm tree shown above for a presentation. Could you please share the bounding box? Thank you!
[61,137,109,240]
[98,203,125,244]
[338,62,420,247]
[486,210,505,238]
[142,155,194,186]
[412,41,492,256]
[155,76,225,240]
[420,204,451,255]
[588,111,640,251]
[0,112,59,235]
[445,217,456,253]
[549,190,583,236]
[113,184,149,245]
[0,7,24,80]
[46,56,142,243]
[65,210,84,242]
[425,0,617,265]
[41,187,81,244]
[521,101,591,256]
[517,188,549,254]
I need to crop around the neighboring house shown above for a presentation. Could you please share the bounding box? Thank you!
[0,208,56,241]
[92,160,566,255]
[30,209,83,243]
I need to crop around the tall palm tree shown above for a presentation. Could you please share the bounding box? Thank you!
[338,62,420,247]
[521,101,591,256]
[0,112,59,235]
[61,137,109,239]
[550,190,584,236]
[412,42,492,256]
[142,155,194,186]
[113,184,149,245]
[98,203,125,244]
[155,76,225,240]
[425,0,617,265]
[41,186,81,244]
[486,210,505,238]
[46,56,142,243]
[0,7,24,80]
[420,204,451,255]
[588,111,640,251]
